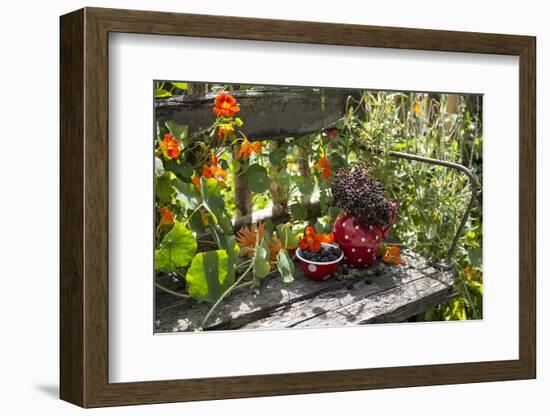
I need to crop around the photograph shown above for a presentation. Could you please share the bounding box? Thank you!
[153,81,483,333]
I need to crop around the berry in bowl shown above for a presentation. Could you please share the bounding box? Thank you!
[296,227,343,281]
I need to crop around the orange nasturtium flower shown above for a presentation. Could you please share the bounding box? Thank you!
[202,154,227,186]
[157,207,174,228]
[314,156,331,180]
[236,138,262,160]
[299,226,334,253]
[213,92,240,117]
[383,245,401,265]
[217,124,235,139]
[413,102,422,115]
[161,133,181,159]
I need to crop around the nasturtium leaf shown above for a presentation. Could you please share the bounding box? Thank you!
[187,209,205,234]
[225,235,239,282]
[155,221,197,272]
[209,221,229,250]
[253,240,271,279]
[276,249,295,283]
[156,173,176,203]
[245,164,271,194]
[186,250,233,303]
[276,224,298,249]
[275,171,291,189]
[155,88,172,98]
[165,159,194,178]
[155,156,164,177]
[200,177,225,223]
[171,82,188,90]
[165,121,189,141]
[172,177,201,210]
[269,148,286,166]
[294,176,314,196]
[289,204,307,221]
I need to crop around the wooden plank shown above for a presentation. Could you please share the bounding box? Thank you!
[155,88,358,139]
[154,250,441,332]
[294,269,455,328]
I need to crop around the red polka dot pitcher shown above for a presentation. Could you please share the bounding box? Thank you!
[333,204,397,267]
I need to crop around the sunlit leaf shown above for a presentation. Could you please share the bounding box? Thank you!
[171,82,188,90]
[276,249,294,283]
[186,250,233,303]
[155,88,172,98]
[155,221,197,272]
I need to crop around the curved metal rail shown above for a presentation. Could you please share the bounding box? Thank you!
[388,150,480,263]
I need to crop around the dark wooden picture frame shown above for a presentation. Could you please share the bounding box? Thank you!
[60,7,536,408]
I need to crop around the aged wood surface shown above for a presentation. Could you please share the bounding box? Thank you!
[155,250,456,332]
[155,88,358,139]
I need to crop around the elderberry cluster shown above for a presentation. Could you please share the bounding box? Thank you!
[331,164,393,226]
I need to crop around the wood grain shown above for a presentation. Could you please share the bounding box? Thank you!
[60,7,537,408]
[155,88,356,140]
[155,252,455,332]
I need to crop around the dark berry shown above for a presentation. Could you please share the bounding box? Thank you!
[375,269,382,276]
[365,278,373,285]
[346,282,354,290]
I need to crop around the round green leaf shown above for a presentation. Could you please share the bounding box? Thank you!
[294,176,314,196]
[269,148,286,166]
[290,204,307,221]
[245,164,271,193]
[186,250,233,303]
[155,221,197,272]
[275,171,291,189]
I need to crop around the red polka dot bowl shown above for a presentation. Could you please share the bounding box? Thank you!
[333,207,396,268]
[296,243,344,281]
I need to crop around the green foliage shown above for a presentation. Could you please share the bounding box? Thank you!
[276,224,299,249]
[245,164,271,193]
[276,249,295,283]
[253,239,271,279]
[186,250,233,303]
[153,86,483,323]
[155,221,197,272]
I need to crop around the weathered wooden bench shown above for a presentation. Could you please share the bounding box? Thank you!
[154,86,477,332]
[155,250,457,332]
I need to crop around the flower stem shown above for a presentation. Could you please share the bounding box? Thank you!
[155,282,190,299]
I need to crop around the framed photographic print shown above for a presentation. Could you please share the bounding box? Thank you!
[60,7,536,408]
